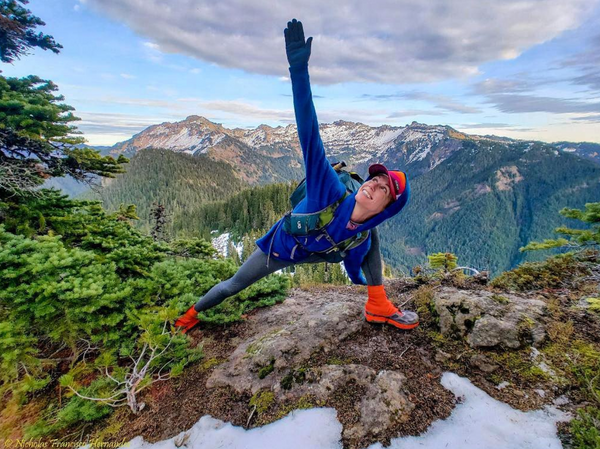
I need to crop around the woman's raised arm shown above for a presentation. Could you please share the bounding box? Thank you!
[285,19,345,212]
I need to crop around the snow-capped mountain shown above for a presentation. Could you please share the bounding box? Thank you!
[107,116,476,184]
[106,115,599,186]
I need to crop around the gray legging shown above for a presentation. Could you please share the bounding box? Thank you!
[194,228,383,312]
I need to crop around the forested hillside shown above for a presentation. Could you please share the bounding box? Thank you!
[82,148,247,235]
[164,139,599,276]
[379,139,600,274]
[173,180,297,240]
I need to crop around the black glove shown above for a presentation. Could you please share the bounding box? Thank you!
[284,18,313,67]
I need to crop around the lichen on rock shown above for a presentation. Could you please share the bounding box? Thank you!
[433,287,547,348]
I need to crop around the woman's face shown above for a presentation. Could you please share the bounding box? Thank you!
[355,174,393,215]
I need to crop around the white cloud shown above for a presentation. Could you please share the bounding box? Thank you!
[76,112,180,145]
[120,73,136,79]
[86,0,597,85]
[198,99,295,121]
[73,95,396,144]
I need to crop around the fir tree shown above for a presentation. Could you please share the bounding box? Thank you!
[0,0,63,64]
[520,202,600,252]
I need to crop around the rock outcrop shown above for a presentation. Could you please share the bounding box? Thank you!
[207,289,415,441]
[432,287,547,348]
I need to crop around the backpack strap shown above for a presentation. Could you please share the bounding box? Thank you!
[289,228,370,263]
[283,191,349,236]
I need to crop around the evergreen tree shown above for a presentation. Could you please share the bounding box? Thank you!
[428,252,458,272]
[150,202,167,242]
[0,78,127,196]
[0,2,126,197]
[520,202,600,252]
[0,0,62,64]
[227,240,240,266]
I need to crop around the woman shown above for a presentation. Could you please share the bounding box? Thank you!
[175,19,419,333]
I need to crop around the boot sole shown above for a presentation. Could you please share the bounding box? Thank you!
[364,311,419,330]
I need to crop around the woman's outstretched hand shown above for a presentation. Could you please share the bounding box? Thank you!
[284,18,313,67]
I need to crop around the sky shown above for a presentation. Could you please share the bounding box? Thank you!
[4,0,600,146]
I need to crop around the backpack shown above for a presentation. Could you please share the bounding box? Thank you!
[282,161,370,263]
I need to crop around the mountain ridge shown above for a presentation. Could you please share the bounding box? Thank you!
[101,115,600,186]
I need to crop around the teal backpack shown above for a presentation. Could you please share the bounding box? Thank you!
[282,161,370,263]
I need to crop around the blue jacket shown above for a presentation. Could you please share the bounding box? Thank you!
[256,63,410,284]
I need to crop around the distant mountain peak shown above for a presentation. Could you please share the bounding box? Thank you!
[106,115,600,176]
[184,115,215,124]
[331,119,368,127]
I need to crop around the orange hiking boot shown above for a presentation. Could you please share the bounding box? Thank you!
[174,305,200,334]
[364,285,419,330]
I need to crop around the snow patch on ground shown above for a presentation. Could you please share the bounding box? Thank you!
[98,372,570,449]
[211,232,243,259]
[210,232,231,257]
[374,372,570,449]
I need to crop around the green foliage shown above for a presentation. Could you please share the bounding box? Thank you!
[0,226,136,351]
[490,251,595,291]
[587,297,600,314]
[0,75,81,142]
[173,176,297,241]
[163,237,217,259]
[198,273,291,324]
[258,358,275,379]
[521,202,600,252]
[249,390,275,414]
[83,148,247,237]
[24,376,114,439]
[0,187,291,437]
[0,11,122,194]
[0,189,166,277]
[0,0,63,63]
[377,139,600,276]
[291,261,349,287]
[490,294,509,304]
[413,285,437,326]
[543,340,600,402]
[0,79,127,195]
[428,252,458,272]
[0,320,40,383]
[569,407,600,449]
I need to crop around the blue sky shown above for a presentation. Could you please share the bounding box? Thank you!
[4,0,600,145]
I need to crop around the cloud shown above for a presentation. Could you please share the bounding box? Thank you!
[571,114,600,122]
[472,78,540,95]
[403,92,482,114]
[198,99,295,122]
[120,73,136,79]
[482,93,600,114]
[143,42,160,50]
[458,122,514,129]
[75,112,181,145]
[571,69,600,91]
[387,109,445,118]
[86,0,597,85]
[362,91,481,114]
[469,73,600,115]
